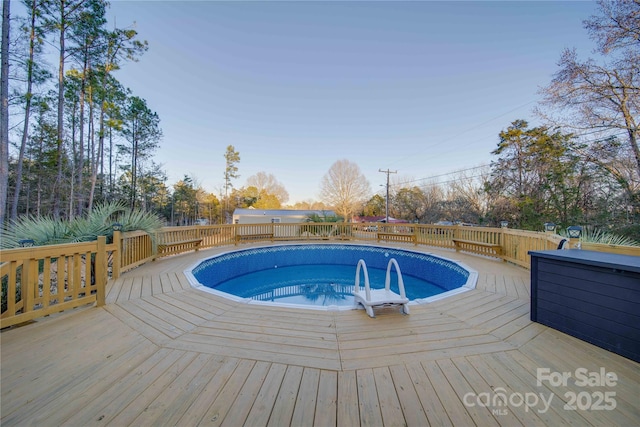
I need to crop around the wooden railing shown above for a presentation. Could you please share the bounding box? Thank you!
[1,237,110,328]
[116,223,623,269]
[117,230,153,274]
[501,229,565,268]
[2,222,636,327]
[581,242,640,256]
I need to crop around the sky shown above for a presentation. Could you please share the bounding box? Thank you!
[103,0,599,204]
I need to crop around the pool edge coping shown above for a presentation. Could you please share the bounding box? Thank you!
[183,242,478,311]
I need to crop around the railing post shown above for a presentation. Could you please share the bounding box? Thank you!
[152,231,159,261]
[234,223,239,245]
[569,237,581,249]
[95,236,107,307]
[23,257,34,315]
[112,230,121,279]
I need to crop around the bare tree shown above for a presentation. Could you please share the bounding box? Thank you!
[446,165,491,224]
[246,171,289,205]
[320,159,371,222]
[537,0,639,181]
[584,0,640,55]
[418,181,445,223]
[290,200,328,210]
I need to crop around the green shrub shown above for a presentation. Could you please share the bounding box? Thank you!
[560,226,639,247]
[0,202,163,249]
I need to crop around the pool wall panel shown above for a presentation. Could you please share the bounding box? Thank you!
[192,245,471,293]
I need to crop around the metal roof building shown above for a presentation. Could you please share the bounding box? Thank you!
[232,208,337,224]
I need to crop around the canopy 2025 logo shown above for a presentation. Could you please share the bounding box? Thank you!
[537,367,617,411]
[462,367,618,416]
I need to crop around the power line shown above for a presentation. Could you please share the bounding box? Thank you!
[395,165,488,186]
[388,130,629,189]
[379,169,397,222]
[387,100,537,169]
[394,173,489,190]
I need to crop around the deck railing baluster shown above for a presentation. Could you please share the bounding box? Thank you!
[2,222,636,327]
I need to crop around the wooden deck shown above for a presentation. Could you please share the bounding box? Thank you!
[2,243,639,426]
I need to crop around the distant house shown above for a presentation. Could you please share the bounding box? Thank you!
[353,215,409,224]
[232,208,338,224]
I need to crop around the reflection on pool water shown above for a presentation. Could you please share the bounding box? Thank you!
[186,244,477,310]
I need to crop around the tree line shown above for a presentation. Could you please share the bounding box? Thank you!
[1,0,158,224]
[1,0,638,239]
[0,1,296,227]
[357,118,637,239]
[318,1,639,239]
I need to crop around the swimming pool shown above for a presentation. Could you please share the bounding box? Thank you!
[186,244,478,310]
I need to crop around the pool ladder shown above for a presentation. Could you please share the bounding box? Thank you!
[353,258,410,318]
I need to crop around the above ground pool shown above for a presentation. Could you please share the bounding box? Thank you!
[186,244,477,310]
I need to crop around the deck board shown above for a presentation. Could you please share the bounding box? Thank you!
[243,363,289,426]
[314,370,338,427]
[337,370,360,426]
[107,350,199,427]
[521,331,640,417]
[486,351,598,426]
[290,367,321,426]
[128,353,212,424]
[2,243,639,426]
[143,354,230,426]
[465,298,528,329]
[199,358,257,426]
[356,369,384,426]
[267,365,304,427]
[488,309,531,338]
[152,291,220,321]
[404,361,453,426]
[465,354,548,426]
[151,273,163,295]
[388,364,430,426]
[451,356,528,426]
[62,347,184,426]
[436,358,500,426]
[421,359,476,426]
[140,274,153,297]
[102,303,173,345]
[373,366,405,426]
[129,275,143,299]
[174,357,242,426]
[0,322,152,426]
[221,361,272,427]
[25,341,158,426]
[1,316,134,399]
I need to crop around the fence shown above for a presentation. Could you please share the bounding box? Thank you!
[1,237,110,328]
[2,223,636,327]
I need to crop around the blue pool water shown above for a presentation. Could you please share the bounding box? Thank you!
[188,244,477,308]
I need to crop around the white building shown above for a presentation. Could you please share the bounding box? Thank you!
[232,208,337,224]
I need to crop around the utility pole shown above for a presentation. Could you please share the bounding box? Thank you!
[379,169,397,223]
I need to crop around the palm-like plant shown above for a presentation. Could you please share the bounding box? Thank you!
[560,226,639,247]
[1,202,163,248]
